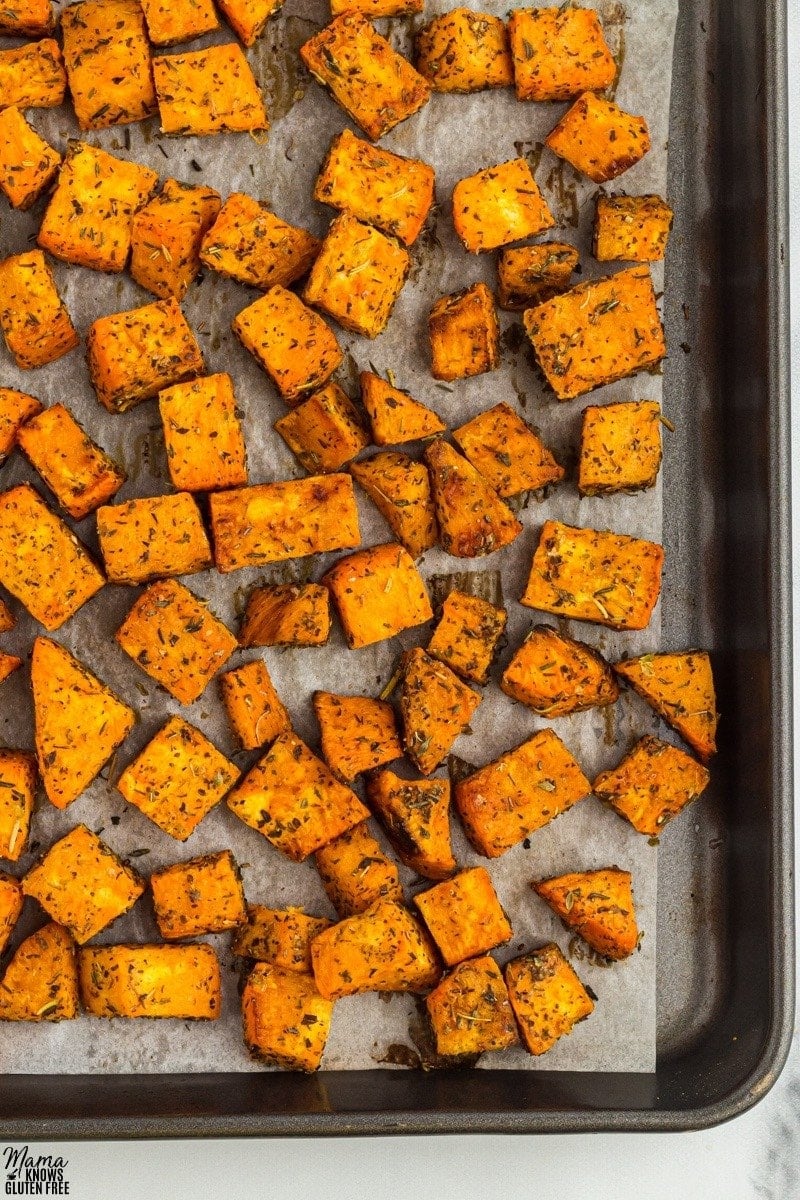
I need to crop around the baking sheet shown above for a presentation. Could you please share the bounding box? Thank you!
[0,0,677,1072]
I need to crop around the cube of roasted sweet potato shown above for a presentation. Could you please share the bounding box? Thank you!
[416,8,512,93]
[200,193,319,291]
[594,734,710,837]
[323,542,433,650]
[275,382,369,474]
[215,0,281,46]
[0,599,14,633]
[232,906,333,970]
[0,922,79,1021]
[359,371,445,444]
[399,648,481,776]
[154,43,268,135]
[23,825,145,944]
[453,158,554,254]
[97,492,212,585]
[140,0,218,45]
[0,387,41,461]
[546,92,650,183]
[427,955,518,1058]
[116,578,238,705]
[532,867,638,960]
[427,589,506,685]
[429,282,499,380]
[0,873,23,954]
[330,0,421,14]
[350,452,438,560]
[578,399,662,495]
[243,962,333,1070]
[0,0,53,36]
[233,285,343,403]
[505,944,594,1055]
[613,650,718,761]
[131,178,221,300]
[311,898,441,999]
[594,194,674,262]
[501,624,619,717]
[454,402,564,498]
[508,7,616,101]
[87,298,204,413]
[0,652,21,687]
[314,130,435,247]
[79,943,221,1018]
[521,520,664,631]
[0,250,78,369]
[32,636,136,810]
[0,107,60,210]
[315,821,402,916]
[240,583,331,647]
[301,13,430,142]
[61,0,156,130]
[415,866,511,966]
[425,439,522,558]
[210,475,360,573]
[367,770,455,880]
[314,691,402,781]
[227,731,369,862]
[159,373,248,492]
[17,404,125,520]
[219,659,291,751]
[0,39,65,110]
[497,242,579,311]
[116,715,240,839]
[150,849,247,940]
[0,484,105,630]
[0,751,36,862]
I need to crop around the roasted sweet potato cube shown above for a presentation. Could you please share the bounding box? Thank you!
[227,731,369,862]
[427,955,518,1057]
[0,653,21,687]
[23,825,145,944]
[219,659,291,751]
[310,898,441,999]
[594,734,710,837]
[153,43,268,135]
[359,371,445,444]
[314,692,402,780]
[521,520,664,631]
[0,0,53,37]
[0,923,78,1021]
[454,402,564,498]
[300,13,430,142]
[429,283,499,381]
[0,250,78,370]
[416,8,512,93]
[0,874,23,953]
[427,589,506,685]
[594,194,674,262]
[97,493,212,585]
[399,648,481,776]
[130,178,221,301]
[215,0,281,46]
[78,943,221,1018]
[232,906,332,971]
[452,158,554,254]
[330,0,421,14]
[150,849,246,940]
[243,962,333,1070]
[415,866,511,966]
[367,770,455,880]
[0,387,41,461]
[314,130,435,247]
[350,452,438,560]
[0,599,13,632]
[578,399,662,495]
[546,92,651,184]
[501,624,618,717]
[233,286,343,403]
[0,484,105,630]
[315,821,402,917]
[323,542,433,650]
[613,650,718,761]
[0,39,65,110]
[116,715,240,840]
[532,867,638,960]
[0,751,36,862]
[508,7,616,102]
[425,439,522,558]
[275,382,369,474]
[200,193,319,291]
[159,373,248,492]
[505,944,594,1055]
[140,0,218,45]
[17,404,125,520]
[240,583,331,648]
[497,242,579,311]
[61,0,156,130]
[0,107,60,210]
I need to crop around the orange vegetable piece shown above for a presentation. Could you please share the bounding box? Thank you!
[61,0,156,130]
[594,194,674,262]
[153,43,268,135]
[0,599,14,633]
[215,0,282,46]
[130,178,221,301]
[425,439,522,558]
[0,250,78,369]
[501,624,619,717]
[17,404,125,520]
[359,371,445,444]
[350,452,438,560]
[399,647,481,776]
[0,0,53,37]
[150,849,247,940]
[323,542,433,650]
[594,734,710,837]
[0,653,21,687]
[0,106,60,210]
[200,193,320,290]
[232,906,332,971]
[97,492,212,586]
[242,962,333,1071]
[532,867,639,961]
[0,387,41,461]
[429,282,500,381]
[453,402,564,498]
[452,158,554,253]
[0,39,65,110]
[505,944,594,1056]
[415,866,511,966]
[79,943,221,1018]
[240,583,331,648]
[0,923,78,1021]
[140,0,218,45]
[427,589,507,685]
[219,659,292,751]
[275,382,369,474]
[330,0,421,14]
[367,770,456,880]
[545,92,651,184]
[578,400,663,495]
[0,874,23,954]
[314,691,402,780]
[159,373,248,492]
[426,956,518,1058]
[0,750,34,863]
[496,242,579,311]
[508,7,616,101]
[233,285,343,404]
[315,821,402,917]
[416,8,512,93]
[613,650,718,761]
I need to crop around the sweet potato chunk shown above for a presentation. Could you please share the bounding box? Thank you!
[367,770,455,880]
[0,923,78,1021]
[314,691,402,780]
[240,583,331,648]
[613,650,718,761]
[61,0,156,130]
[275,382,369,474]
[215,0,281,46]
[159,373,248,492]
[0,388,41,461]
[578,400,662,495]
[97,492,212,585]
[330,0,421,14]
[427,589,506,685]
[23,826,144,945]
[140,0,218,45]
[0,484,105,630]
[425,439,522,558]
[594,734,710,837]
[0,874,23,953]
[415,866,511,966]
[130,178,221,300]
[116,715,240,840]
[116,578,238,705]
[594,194,674,262]
[314,130,435,247]
[521,520,664,631]
[545,92,651,183]
[0,653,21,687]
[427,956,518,1058]
[17,404,125,520]
[508,7,615,101]
[416,8,512,93]
[455,729,591,857]
[0,0,53,37]
[310,898,441,999]
[300,13,430,142]
[233,285,343,403]
[315,821,402,916]
[399,648,481,776]
[0,107,60,210]
[0,39,65,110]
[32,636,135,810]
[79,943,220,1018]
[323,542,433,650]
[38,141,158,273]
[232,906,332,971]
[200,193,319,291]
[150,849,247,940]
[227,731,369,862]
[505,944,594,1056]
[0,599,14,632]
[497,242,579,311]
[454,402,564,498]
[452,158,554,254]
[350,452,438,560]
[219,659,291,751]
[0,751,35,862]
[243,962,333,1070]
[532,867,638,960]
[429,282,499,381]
[501,624,618,717]
[0,250,78,369]
[153,43,268,135]
[359,371,445,444]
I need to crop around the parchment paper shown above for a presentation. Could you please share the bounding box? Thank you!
[0,0,678,1072]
